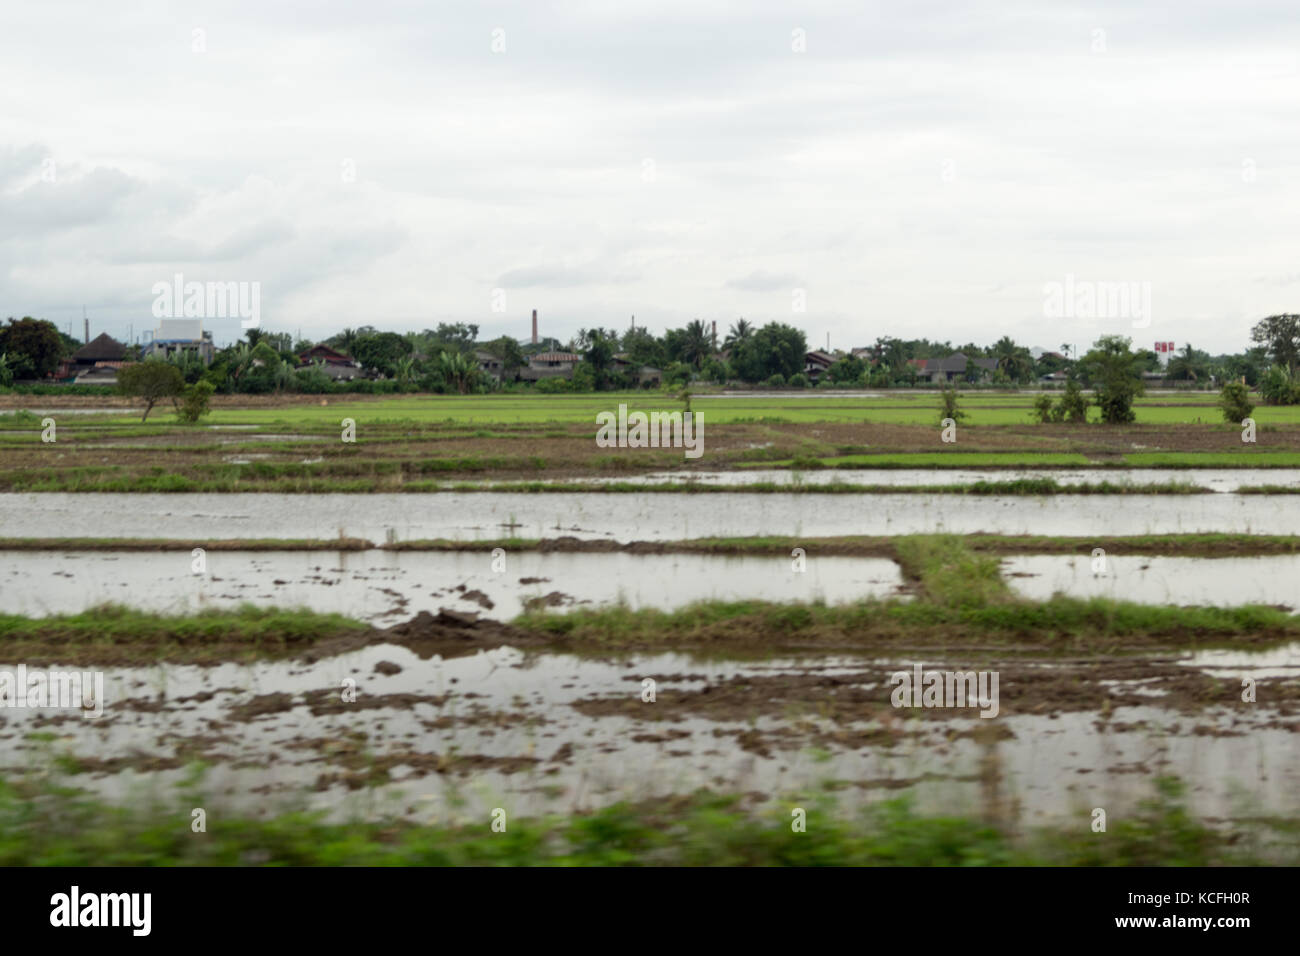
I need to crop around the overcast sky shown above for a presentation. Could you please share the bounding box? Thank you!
[2,0,1298,353]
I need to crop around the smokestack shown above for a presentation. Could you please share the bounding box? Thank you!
[711,320,717,351]
[84,316,89,344]
[531,309,538,345]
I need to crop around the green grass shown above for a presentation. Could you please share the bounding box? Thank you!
[0,604,367,661]
[15,389,1300,427]
[1123,451,1300,467]
[0,774,1289,865]
[749,452,1097,469]
[518,534,1300,652]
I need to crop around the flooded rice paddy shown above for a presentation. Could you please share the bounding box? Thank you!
[2,482,1298,832]
[598,468,1300,492]
[5,549,1300,621]
[0,550,904,623]
[2,642,1296,824]
[5,490,1300,540]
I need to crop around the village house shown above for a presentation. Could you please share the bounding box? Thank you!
[142,319,215,365]
[475,350,505,383]
[613,354,662,387]
[804,350,836,382]
[912,352,998,384]
[518,350,581,381]
[297,344,363,381]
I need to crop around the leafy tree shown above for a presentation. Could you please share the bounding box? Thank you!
[352,332,412,376]
[1250,314,1300,373]
[622,328,666,369]
[482,336,526,373]
[1079,335,1145,423]
[577,328,617,389]
[662,361,693,386]
[118,361,184,422]
[430,323,480,352]
[1218,382,1255,423]
[701,356,729,384]
[731,322,806,383]
[0,317,63,378]
[0,352,12,387]
[1221,346,1268,387]
[826,355,865,384]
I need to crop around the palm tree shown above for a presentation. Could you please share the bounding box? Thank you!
[437,350,475,394]
[394,354,416,387]
[271,358,294,393]
[991,335,1033,383]
[681,319,711,369]
[724,318,753,350]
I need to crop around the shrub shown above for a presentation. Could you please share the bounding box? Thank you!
[938,387,966,423]
[1259,366,1300,405]
[787,373,809,388]
[702,357,729,384]
[1032,394,1059,424]
[663,362,693,387]
[534,377,571,394]
[175,380,216,423]
[1059,379,1090,423]
[1218,382,1255,423]
[765,373,786,388]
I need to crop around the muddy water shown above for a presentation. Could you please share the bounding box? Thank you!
[1003,554,1300,608]
[599,468,1300,492]
[0,550,903,623]
[2,643,1295,826]
[4,491,1299,540]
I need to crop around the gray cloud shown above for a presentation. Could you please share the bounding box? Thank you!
[1,0,1298,350]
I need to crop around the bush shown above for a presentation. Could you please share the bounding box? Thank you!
[1032,394,1060,423]
[787,373,809,388]
[1259,366,1300,405]
[701,357,729,385]
[292,368,334,394]
[1059,379,1090,423]
[938,387,966,423]
[765,373,786,388]
[663,362,693,387]
[534,377,571,394]
[1218,382,1255,423]
[175,380,215,423]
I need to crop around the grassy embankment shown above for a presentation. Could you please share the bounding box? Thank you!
[5,536,1299,661]
[1,774,1295,865]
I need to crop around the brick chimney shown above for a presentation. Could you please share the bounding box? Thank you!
[531,309,538,345]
